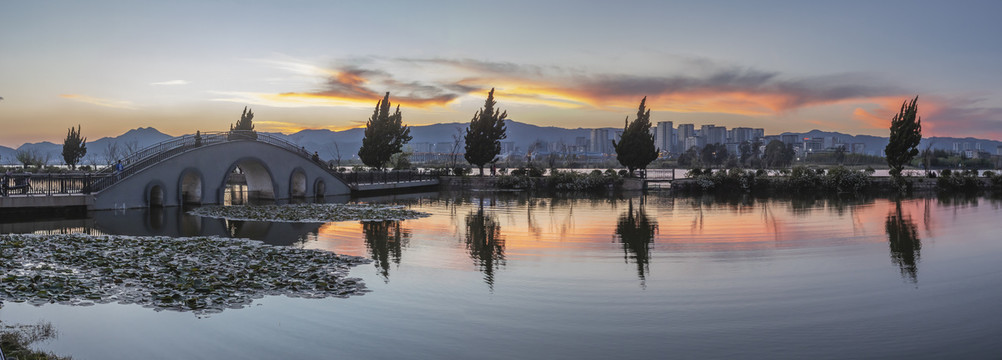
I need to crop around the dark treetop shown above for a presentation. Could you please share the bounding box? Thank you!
[885,96,922,179]
[62,124,87,170]
[613,97,659,175]
[358,92,411,169]
[464,88,508,175]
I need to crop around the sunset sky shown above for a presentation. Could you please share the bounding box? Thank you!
[2,0,1002,147]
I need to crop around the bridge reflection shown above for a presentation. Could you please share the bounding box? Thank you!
[0,207,324,247]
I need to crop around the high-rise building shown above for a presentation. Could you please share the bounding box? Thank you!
[677,124,696,151]
[655,121,673,154]
[590,128,611,154]
[706,126,727,145]
[683,136,705,152]
[732,127,755,144]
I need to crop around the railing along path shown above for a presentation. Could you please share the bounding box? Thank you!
[2,131,442,197]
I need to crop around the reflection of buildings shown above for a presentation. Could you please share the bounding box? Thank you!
[886,202,921,283]
[362,220,409,281]
[465,207,505,290]
[615,199,658,283]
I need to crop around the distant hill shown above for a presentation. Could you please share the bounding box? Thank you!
[778,130,1002,156]
[3,122,1000,166]
[0,127,173,166]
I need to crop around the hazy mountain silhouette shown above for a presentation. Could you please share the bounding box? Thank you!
[3,121,1000,166]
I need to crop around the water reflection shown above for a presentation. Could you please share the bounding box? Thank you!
[615,199,658,285]
[1,207,324,247]
[361,221,409,281]
[886,201,922,282]
[465,202,505,290]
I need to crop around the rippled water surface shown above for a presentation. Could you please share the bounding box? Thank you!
[2,191,1002,359]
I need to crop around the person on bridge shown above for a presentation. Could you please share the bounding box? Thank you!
[1,170,10,196]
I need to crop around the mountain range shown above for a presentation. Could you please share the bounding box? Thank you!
[2,120,1000,165]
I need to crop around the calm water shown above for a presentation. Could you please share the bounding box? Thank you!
[2,191,1002,359]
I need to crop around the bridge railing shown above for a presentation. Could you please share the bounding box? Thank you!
[337,170,439,185]
[1,173,111,197]
[87,132,233,193]
[644,169,676,180]
[84,130,349,193]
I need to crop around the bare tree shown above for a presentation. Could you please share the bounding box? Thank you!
[450,126,464,169]
[103,142,120,165]
[326,142,343,169]
[15,149,43,168]
[123,140,140,158]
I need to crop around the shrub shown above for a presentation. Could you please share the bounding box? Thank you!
[940,169,952,177]
[547,170,618,191]
[496,174,533,189]
[936,171,982,192]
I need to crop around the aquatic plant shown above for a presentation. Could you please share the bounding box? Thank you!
[0,234,370,315]
[189,203,430,223]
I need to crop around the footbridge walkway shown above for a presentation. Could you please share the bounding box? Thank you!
[0,131,438,210]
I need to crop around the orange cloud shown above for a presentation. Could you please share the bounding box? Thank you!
[60,94,136,109]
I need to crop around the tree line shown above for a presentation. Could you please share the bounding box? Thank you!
[40,90,922,181]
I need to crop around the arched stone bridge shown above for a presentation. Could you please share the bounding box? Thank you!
[90,131,351,210]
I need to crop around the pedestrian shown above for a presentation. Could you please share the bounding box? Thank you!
[1,169,10,196]
[490,163,496,176]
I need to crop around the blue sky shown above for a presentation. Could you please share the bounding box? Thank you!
[2,0,1002,147]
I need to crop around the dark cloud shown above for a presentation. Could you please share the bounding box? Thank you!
[926,101,1002,138]
[569,68,901,110]
[292,64,463,107]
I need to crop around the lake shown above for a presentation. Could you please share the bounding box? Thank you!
[2,190,1001,359]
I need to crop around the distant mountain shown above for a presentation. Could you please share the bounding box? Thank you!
[0,127,173,166]
[82,127,173,165]
[283,119,619,161]
[778,129,1002,156]
[4,122,1000,166]
[0,145,17,164]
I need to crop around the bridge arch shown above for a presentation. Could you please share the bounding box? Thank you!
[145,180,167,208]
[178,168,204,205]
[91,133,357,210]
[221,157,277,202]
[289,167,307,199]
[314,178,327,200]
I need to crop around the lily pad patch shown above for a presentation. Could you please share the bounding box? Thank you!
[189,203,430,223]
[0,234,370,314]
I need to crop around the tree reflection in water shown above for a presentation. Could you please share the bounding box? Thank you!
[362,220,410,281]
[886,201,921,283]
[465,205,505,290]
[615,199,658,285]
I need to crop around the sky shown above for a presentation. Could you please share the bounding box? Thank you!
[2,0,1002,147]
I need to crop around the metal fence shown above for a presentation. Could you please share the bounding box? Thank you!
[337,170,438,185]
[1,173,111,197]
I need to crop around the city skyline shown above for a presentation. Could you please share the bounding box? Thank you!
[3,1,1002,148]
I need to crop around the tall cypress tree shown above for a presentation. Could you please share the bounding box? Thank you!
[613,97,659,176]
[62,124,87,170]
[464,88,508,175]
[884,96,922,183]
[229,106,257,140]
[358,92,411,169]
